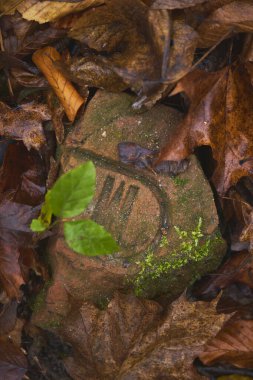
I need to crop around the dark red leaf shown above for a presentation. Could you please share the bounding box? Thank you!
[0,337,27,380]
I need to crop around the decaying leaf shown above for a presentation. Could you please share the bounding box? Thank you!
[57,0,174,107]
[158,65,253,195]
[0,143,46,299]
[197,1,253,48]
[188,251,253,302]
[0,101,50,150]
[0,336,27,379]
[1,0,104,23]
[0,12,64,59]
[51,292,228,379]
[33,46,85,122]
[199,314,253,369]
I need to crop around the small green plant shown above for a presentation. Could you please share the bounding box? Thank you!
[159,235,169,248]
[133,218,212,296]
[173,177,189,187]
[31,161,119,256]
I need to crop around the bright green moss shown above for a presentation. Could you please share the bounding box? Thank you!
[133,218,221,296]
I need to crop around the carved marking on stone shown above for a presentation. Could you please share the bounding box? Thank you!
[93,175,139,247]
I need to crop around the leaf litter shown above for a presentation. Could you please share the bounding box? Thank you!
[0,0,252,379]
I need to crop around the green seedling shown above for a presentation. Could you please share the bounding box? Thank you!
[31,161,119,256]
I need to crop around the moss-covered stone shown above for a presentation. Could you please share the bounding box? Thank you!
[31,91,226,327]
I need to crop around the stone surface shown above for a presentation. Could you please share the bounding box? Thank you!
[32,91,225,326]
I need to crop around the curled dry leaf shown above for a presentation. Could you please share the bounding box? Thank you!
[199,314,253,369]
[197,1,253,48]
[1,0,104,23]
[33,46,85,122]
[57,292,228,380]
[0,101,49,150]
[0,336,27,380]
[58,0,174,107]
[159,65,253,195]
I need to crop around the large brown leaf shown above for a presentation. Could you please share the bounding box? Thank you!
[158,65,253,195]
[58,1,172,106]
[57,292,228,379]
[199,314,253,368]
[0,0,104,23]
[197,1,253,48]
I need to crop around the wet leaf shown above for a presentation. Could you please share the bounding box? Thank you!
[197,1,253,48]
[188,251,253,302]
[0,12,64,59]
[159,65,253,195]
[58,0,173,107]
[0,101,50,150]
[199,314,253,369]
[58,292,227,379]
[33,46,85,122]
[0,143,46,298]
[216,282,253,316]
[1,0,104,23]
[0,336,27,379]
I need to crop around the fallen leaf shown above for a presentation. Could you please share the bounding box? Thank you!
[199,314,253,369]
[54,292,229,379]
[0,12,64,59]
[1,0,104,23]
[0,101,50,150]
[158,65,253,195]
[33,46,85,122]
[197,1,253,48]
[0,143,46,298]
[216,282,253,316]
[0,336,27,380]
[57,0,173,107]
[187,251,253,302]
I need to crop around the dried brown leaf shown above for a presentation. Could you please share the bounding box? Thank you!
[0,12,64,59]
[1,0,104,23]
[33,46,85,122]
[0,101,49,150]
[57,292,228,379]
[158,65,253,195]
[0,143,46,299]
[197,1,253,48]
[58,0,173,107]
[199,314,253,368]
[188,251,253,302]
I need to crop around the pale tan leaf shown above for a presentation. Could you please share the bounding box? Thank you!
[1,0,104,23]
